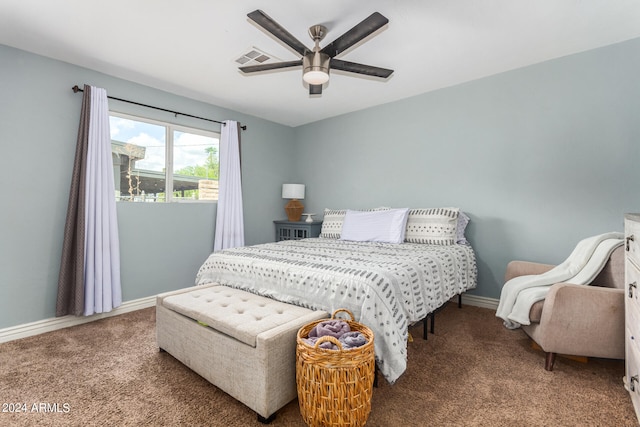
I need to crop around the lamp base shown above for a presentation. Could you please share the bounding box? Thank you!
[285,199,304,222]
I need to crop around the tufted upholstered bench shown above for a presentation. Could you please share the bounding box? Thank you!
[156,283,328,423]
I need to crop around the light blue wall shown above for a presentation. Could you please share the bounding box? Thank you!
[3,37,639,329]
[293,37,640,299]
[0,45,295,328]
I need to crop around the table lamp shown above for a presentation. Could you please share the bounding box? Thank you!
[282,184,305,222]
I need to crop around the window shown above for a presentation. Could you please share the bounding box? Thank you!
[109,113,220,202]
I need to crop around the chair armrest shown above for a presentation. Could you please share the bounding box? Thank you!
[505,260,555,282]
[534,283,624,358]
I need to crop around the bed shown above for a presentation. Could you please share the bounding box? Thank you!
[195,207,477,383]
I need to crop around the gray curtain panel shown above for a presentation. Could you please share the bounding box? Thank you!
[56,85,91,317]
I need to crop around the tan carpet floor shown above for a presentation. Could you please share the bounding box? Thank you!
[0,303,637,426]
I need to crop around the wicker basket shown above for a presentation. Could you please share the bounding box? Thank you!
[296,309,375,427]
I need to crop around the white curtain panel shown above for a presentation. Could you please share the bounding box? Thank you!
[214,120,245,251]
[83,86,122,315]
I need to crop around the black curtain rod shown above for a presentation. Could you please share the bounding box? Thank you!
[71,85,246,131]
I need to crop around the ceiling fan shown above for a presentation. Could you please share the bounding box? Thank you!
[239,10,394,95]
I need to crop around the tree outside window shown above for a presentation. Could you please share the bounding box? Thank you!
[109,113,220,202]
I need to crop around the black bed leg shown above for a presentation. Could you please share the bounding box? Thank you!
[430,312,435,334]
[422,296,464,341]
[423,316,429,340]
[423,313,435,339]
[374,363,379,388]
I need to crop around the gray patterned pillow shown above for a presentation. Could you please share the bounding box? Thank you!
[320,207,390,239]
[404,208,459,245]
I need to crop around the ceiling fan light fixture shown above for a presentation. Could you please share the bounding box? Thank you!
[242,11,394,93]
[303,70,329,85]
[303,51,330,85]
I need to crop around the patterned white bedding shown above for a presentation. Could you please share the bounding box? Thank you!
[195,237,477,383]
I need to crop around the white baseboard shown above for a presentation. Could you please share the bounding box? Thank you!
[458,293,499,310]
[0,296,156,344]
[0,293,497,344]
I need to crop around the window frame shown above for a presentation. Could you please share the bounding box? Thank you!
[109,111,220,203]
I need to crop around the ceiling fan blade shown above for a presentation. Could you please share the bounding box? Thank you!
[309,84,323,95]
[239,60,303,73]
[330,59,393,78]
[321,12,389,58]
[247,10,310,57]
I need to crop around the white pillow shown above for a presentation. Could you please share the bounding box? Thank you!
[320,207,390,239]
[340,208,410,244]
[456,211,470,244]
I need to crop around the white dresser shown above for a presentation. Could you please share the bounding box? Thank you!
[624,213,640,421]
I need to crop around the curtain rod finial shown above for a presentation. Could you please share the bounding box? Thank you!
[72,85,81,93]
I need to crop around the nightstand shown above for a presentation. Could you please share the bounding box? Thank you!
[274,220,322,242]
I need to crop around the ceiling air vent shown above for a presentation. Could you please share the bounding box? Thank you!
[235,47,279,67]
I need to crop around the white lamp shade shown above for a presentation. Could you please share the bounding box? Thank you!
[282,183,305,199]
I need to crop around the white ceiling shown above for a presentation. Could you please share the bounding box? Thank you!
[2,1,640,127]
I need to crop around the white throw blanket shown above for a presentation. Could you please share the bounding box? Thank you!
[496,232,623,329]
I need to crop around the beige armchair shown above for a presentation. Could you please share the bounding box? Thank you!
[504,246,625,371]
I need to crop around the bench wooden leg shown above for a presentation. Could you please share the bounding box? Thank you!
[258,413,276,424]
